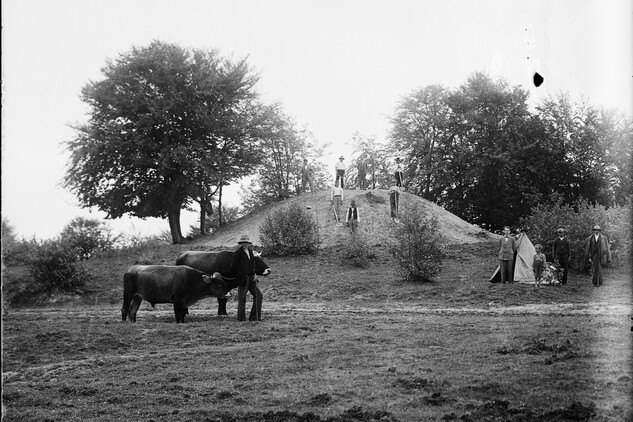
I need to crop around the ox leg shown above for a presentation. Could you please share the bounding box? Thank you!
[174,303,187,323]
[217,297,228,316]
[129,296,143,323]
[122,294,132,322]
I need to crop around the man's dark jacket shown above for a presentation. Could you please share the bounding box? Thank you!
[553,237,570,258]
[227,247,256,286]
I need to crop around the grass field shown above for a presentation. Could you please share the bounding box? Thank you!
[2,240,632,421]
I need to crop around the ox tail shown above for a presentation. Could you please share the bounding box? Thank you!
[121,271,137,321]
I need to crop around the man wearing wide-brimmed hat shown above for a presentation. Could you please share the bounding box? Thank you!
[553,227,570,284]
[227,235,263,321]
[584,225,611,287]
[335,155,346,188]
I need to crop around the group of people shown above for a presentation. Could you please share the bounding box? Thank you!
[327,155,406,234]
[498,225,611,287]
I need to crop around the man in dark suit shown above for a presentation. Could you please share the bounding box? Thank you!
[585,225,611,287]
[498,226,517,284]
[228,235,263,321]
[552,227,570,284]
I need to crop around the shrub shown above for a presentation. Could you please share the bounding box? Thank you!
[2,237,39,267]
[390,203,446,282]
[29,239,91,292]
[59,217,119,260]
[259,205,319,255]
[340,234,376,268]
[520,195,631,270]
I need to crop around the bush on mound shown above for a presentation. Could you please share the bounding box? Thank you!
[391,202,446,282]
[259,205,319,255]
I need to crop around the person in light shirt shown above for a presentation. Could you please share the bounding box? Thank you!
[394,157,404,187]
[330,180,344,222]
[498,226,517,284]
[335,156,346,188]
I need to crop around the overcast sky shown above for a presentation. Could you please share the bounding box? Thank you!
[2,0,632,240]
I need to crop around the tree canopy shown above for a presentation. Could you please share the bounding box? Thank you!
[389,72,632,231]
[64,41,266,243]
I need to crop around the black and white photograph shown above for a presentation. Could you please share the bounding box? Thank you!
[2,1,632,420]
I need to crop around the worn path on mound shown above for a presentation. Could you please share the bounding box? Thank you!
[195,189,490,249]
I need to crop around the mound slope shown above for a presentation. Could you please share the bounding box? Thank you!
[195,189,490,249]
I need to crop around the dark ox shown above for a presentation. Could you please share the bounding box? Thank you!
[121,265,230,323]
[175,250,272,315]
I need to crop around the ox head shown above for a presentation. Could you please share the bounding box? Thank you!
[252,251,272,276]
[202,274,231,298]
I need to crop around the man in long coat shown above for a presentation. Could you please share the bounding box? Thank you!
[584,225,611,287]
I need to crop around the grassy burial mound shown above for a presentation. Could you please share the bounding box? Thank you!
[196,189,490,249]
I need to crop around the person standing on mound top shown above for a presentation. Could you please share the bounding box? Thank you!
[553,227,570,285]
[227,235,263,321]
[330,180,344,223]
[335,156,346,188]
[584,225,611,287]
[300,158,313,194]
[394,157,404,188]
[498,226,517,284]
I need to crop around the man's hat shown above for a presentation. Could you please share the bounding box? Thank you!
[238,235,252,244]
[557,228,565,233]
[592,225,602,231]
[339,156,345,160]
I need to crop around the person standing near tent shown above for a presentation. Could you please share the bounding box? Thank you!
[552,227,570,285]
[498,226,517,284]
[345,199,360,234]
[335,156,346,188]
[584,225,611,287]
[330,180,344,223]
[533,244,546,287]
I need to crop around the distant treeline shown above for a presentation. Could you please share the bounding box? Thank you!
[353,73,631,231]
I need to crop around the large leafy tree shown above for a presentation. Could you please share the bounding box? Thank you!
[389,85,452,199]
[348,133,392,190]
[64,41,263,243]
[537,95,632,207]
[242,105,329,211]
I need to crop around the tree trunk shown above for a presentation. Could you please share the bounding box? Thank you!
[199,202,206,236]
[218,186,224,228]
[168,207,183,244]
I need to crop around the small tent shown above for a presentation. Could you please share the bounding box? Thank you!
[489,233,536,283]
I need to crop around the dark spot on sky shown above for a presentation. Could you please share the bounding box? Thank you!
[533,72,544,87]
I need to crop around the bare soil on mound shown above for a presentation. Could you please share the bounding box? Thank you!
[195,189,490,249]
